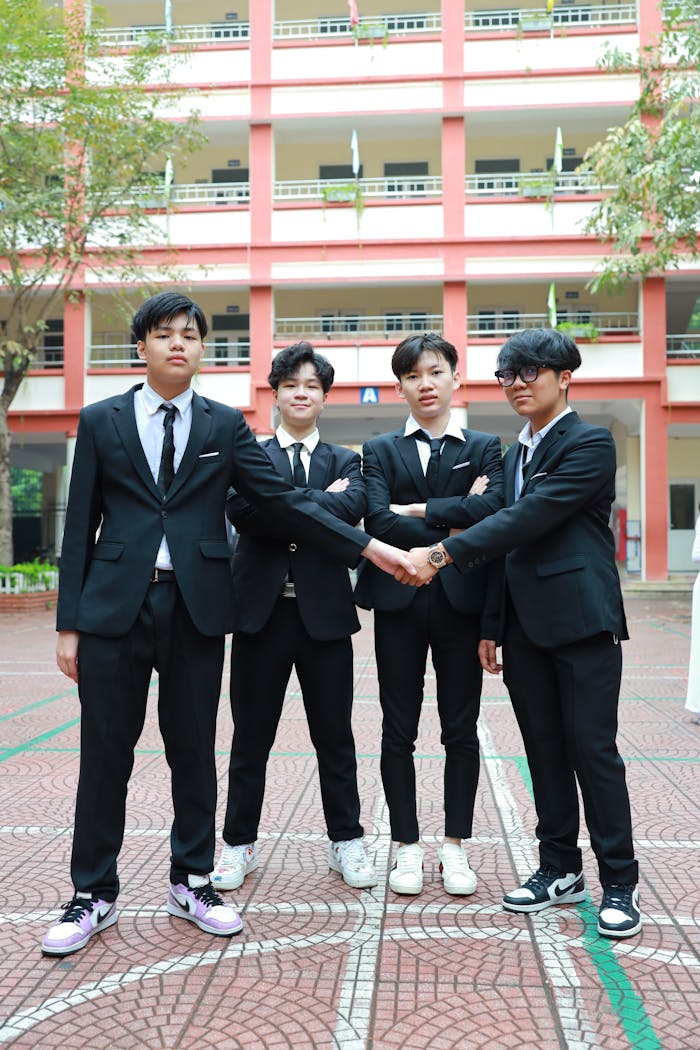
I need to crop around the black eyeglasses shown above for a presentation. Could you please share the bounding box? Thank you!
[494,364,554,388]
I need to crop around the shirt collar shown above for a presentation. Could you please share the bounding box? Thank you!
[517,405,572,449]
[142,380,193,416]
[276,426,320,454]
[404,411,465,442]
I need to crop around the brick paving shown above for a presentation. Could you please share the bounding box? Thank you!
[0,592,698,1049]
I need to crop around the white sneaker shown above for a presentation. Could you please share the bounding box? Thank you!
[389,843,424,895]
[211,842,258,891]
[328,839,378,889]
[438,844,477,895]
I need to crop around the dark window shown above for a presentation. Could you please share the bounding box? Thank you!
[478,311,496,332]
[319,164,363,180]
[670,484,696,530]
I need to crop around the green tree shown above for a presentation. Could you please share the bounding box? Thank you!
[0,0,202,563]
[582,1,700,291]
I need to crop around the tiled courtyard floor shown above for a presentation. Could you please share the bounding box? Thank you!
[0,592,698,1049]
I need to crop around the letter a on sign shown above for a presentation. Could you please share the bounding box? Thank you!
[361,387,379,404]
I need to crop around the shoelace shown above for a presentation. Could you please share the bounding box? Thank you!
[341,840,368,869]
[219,844,247,867]
[601,885,634,909]
[522,865,562,893]
[190,882,224,908]
[395,848,422,873]
[440,850,470,875]
[60,897,94,922]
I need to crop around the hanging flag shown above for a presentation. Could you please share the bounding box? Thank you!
[553,126,563,174]
[348,0,360,28]
[547,282,557,328]
[351,129,360,178]
[164,156,174,198]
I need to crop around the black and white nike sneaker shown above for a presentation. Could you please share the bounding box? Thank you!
[502,865,586,913]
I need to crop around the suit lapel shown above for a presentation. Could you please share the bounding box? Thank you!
[438,431,469,492]
[520,411,579,495]
[265,436,293,483]
[395,432,429,499]
[309,442,332,490]
[165,392,213,501]
[112,385,161,500]
[504,442,519,506]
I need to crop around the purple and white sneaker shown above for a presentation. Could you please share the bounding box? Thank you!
[42,895,118,956]
[167,881,243,936]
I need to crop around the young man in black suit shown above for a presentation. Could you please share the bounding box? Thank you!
[401,328,640,938]
[212,343,377,892]
[44,294,414,956]
[354,333,504,895]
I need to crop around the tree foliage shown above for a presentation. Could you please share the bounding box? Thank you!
[582,1,700,290]
[0,0,202,561]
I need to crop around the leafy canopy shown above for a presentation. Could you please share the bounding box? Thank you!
[0,0,202,373]
[582,0,700,290]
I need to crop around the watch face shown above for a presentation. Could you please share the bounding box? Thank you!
[428,549,445,567]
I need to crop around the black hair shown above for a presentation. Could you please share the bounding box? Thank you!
[391,332,458,379]
[268,341,335,394]
[132,292,208,343]
[496,327,581,373]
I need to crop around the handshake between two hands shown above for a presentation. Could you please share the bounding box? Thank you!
[362,539,443,587]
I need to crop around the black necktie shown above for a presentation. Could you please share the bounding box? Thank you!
[157,403,177,496]
[291,442,307,487]
[417,431,442,495]
[520,442,531,481]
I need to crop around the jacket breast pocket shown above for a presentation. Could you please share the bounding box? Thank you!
[92,541,124,561]
[536,554,586,578]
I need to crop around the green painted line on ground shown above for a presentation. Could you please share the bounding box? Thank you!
[0,719,81,764]
[511,757,661,1050]
[0,686,78,724]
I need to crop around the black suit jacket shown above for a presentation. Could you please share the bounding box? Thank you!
[228,437,366,641]
[443,411,628,648]
[57,386,369,638]
[354,427,504,615]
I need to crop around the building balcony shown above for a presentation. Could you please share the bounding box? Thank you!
[97,21,250,48]
[272,12,441,40]
[468,311,640,338]
[274,314,443,343]
[88,342,250,369]
[667,334,700,360]
[273,175,442,203]
[464,2,638,33]
[465,170,606,197]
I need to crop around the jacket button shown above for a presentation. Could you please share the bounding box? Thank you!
[161,510,167,518]
[467,561,473,568]
[289,543,297,552]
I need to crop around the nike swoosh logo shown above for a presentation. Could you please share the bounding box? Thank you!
[554,881,575,897]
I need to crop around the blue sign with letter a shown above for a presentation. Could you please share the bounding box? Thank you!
[360,387,379,404]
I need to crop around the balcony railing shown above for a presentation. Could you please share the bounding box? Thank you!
[274,315,443,341]
[88,342,250,368]
[465,2,637,32]
[465,171,603,196]
[274,176,442,201]
[667,334,700,359]
[468,312,640,337]
[96,22,250,47]
[123,182,250,208]
[273,13,441,40]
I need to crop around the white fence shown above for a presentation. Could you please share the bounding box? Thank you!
[0,570,59,594]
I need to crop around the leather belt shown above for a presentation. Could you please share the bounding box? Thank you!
[151,568,176,583]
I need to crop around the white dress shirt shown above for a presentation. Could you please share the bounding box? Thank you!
[404,412,466,476]
[276,425,320,484]
[514,405,572,500]
[135,381,194,569]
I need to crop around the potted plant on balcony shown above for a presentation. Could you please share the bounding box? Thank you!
[519,172,557,199]
[556,320,599,342]
[0,559,59,612]
[320,182,365,220]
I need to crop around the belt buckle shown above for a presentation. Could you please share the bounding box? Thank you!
[151,568,160,583]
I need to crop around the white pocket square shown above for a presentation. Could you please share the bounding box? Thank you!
[199,451,220,458]
[451,461,471,470]
[530,471,547,479]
